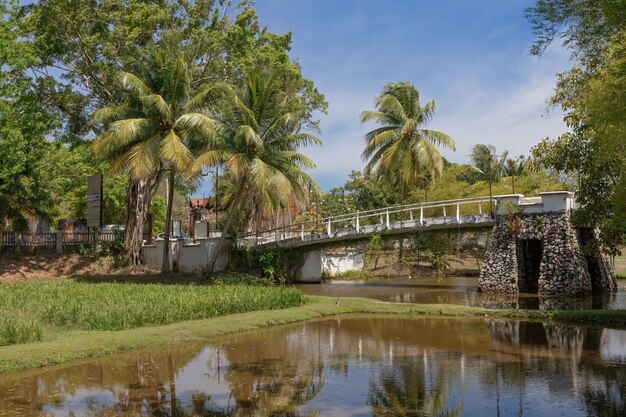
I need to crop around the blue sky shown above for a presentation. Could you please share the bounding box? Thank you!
[200,0,571,194]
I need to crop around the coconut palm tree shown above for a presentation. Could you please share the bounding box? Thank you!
[361,81,455,259]
[93,43,217,272]
[361,82,455,208]
[469,144,508,217]
[192,71,321,273]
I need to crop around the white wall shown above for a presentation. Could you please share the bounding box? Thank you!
[297,250,322,282]
[321,249,365,276]
[142,238,229,273]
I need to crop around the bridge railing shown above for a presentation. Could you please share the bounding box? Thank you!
[241,196,494,248]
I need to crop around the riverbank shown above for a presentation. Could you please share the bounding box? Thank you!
[2,294,626,375]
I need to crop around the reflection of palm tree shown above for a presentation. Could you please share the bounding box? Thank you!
[368,354,462,417]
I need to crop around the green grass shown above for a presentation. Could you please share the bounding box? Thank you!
[324,269,376,281]
[0,280,305,335]
[0,313,44,346]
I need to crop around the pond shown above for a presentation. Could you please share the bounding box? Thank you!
[1,316,625,416]
[296,277,626,310]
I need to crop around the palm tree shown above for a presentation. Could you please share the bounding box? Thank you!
[361,81,455,259]
[193,72,321,273]
[93,42,217,272]
[469,144,508,217]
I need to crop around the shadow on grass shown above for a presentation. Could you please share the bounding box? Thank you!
[72,273,213,285]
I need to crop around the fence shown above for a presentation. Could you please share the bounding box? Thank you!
[0,230,121,252]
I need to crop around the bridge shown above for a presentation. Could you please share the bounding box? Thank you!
[240,196,495,250]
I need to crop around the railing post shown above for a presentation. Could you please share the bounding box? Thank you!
[443,206,447,218]
[386,210,390,229]
[56,230,63,253]
[301,223,305,241]
[409,210,413,221]
[478,202,482,215]
[356,212,360,233]
[456,202,460,223]
[327,219,332,236]
[380,214,384,225]
[420,205,424,226]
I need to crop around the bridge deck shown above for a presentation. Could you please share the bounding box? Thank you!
[241,196,495,250]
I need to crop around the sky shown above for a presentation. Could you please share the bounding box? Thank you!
[200,0,572,195]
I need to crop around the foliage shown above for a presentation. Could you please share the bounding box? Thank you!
[361,81,455,196]
[193,71,323,272]
[0,1,59,234]
[325,269,375,281]
[527,0,626,251]
[0,281,305,333]
[366,235,384,269]
[407,231,456,275]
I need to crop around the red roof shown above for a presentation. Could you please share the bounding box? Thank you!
[189,198,212,209]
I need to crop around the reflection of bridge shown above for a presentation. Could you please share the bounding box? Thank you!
[241,196,495,250]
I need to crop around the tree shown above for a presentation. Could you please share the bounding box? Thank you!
[526,0,626,250]
[93,40,217,271]
[361,82,455,195]
[193,72,321,273]
[23,0,326,264]
[0,1,59,247]
[469,144,508,217]
[361,82,455,260]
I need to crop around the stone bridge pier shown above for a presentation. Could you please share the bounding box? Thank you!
[479,191,616,295]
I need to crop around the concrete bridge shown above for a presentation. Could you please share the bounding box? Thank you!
[141,191,616,292]
[240,196,496,250]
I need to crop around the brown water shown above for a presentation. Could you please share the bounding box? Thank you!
[297,278,626,310]
[1,316,625,416]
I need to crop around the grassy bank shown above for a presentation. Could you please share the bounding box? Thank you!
[2,294,626,374]
[0,279,304,345]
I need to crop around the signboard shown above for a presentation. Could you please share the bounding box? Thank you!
[172,219,182,238]
[87,174,103,229]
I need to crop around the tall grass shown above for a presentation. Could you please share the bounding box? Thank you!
[0,313,44,346]
[0,281,305,332]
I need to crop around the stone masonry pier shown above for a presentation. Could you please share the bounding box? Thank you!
[479,191,617,296]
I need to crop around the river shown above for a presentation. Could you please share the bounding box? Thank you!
[1,315,625,416]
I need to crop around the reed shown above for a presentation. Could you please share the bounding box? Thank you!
[0,281,305,332]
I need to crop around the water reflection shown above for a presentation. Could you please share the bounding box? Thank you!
[296,278,626,310]
[1,316,625,416]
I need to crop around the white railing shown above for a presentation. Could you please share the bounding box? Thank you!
[241,196,494,248]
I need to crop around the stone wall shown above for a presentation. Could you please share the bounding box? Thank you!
[479,211,616,295]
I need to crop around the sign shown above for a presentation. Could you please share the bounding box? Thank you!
[87,174,103,228]
[172,219,181,238]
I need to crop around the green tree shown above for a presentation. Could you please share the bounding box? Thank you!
[93,40,217,271]
[469,144,508,217]
[193,72,321,273]
[361,82,455,197]
[361,82,455,259]
[527,0,626,250]
[23,0,326,263]
[0,1,59,246]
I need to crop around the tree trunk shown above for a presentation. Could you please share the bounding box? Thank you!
[124,175,158,265]
[208,178,247,273]
[162,167,176,273]
[398,180,404,262]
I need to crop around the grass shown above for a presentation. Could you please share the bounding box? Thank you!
[0,313,44,346]
[323,269,376,281]
[2,294,626,374]
[0,280,305,335]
